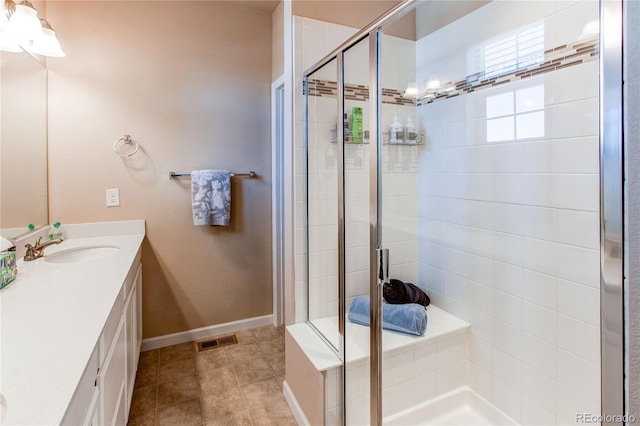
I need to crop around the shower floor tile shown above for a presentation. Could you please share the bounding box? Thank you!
[127,325,294,426]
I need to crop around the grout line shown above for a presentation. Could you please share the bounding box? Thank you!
[155,351,159,426]
[192,341,205,426]
[233,344,255,426]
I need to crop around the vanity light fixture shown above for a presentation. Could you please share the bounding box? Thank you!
[426,74,441,90]
[1,0,64,56]
[578,20,599,41]
[404,74,457,101]
[403,81,419,97]
[6,0,41,40]
[30,19,64,57]
[0,28,20,51]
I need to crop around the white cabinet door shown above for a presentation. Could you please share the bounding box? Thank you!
[125,261,142,419]
[125,284,137,414]
[99,315,126,426]
[135,264,142,357]
[81,389,99,426]
[113,382,128,426]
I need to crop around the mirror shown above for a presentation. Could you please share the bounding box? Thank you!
[0,50,48,239]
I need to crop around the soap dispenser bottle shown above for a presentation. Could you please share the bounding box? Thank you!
[49,222,64,240]
[390,112,404,144]
[405,114,417,143]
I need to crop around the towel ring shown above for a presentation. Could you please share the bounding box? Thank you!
[113,135,139,157]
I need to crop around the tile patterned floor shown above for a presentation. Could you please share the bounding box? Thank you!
[127,325,297,426]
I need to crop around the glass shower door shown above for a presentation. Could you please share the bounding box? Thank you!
[342,36,373,426]
[306,59,341,352]
[376,13,428,421]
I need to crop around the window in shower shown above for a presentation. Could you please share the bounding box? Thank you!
[480,22,545,79]
[486,84,545,142]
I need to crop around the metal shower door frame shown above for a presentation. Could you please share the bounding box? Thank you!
[600,0,625,424]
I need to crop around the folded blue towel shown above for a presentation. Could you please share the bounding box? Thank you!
[348,295,428,336]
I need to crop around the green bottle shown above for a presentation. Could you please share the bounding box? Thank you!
[350,107,363,143]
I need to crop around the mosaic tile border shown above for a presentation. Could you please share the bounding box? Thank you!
[305,38,599,107]
[419,38,599,106]
[306,80,415,106]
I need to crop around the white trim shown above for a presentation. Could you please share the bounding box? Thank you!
[140,314,273,351]
[283,380,309,426]
[272,74,286,327]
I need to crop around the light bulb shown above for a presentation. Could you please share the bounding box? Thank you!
[578,20,599,41]
[30,22,65,57]
[426,74,441,91]
[0,29,22,52]
[403,81,419,98]
[7,2,42,40]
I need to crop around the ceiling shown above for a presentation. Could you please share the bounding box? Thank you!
[220,0,281,13]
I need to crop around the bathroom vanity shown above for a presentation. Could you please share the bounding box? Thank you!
[0,220,145,425]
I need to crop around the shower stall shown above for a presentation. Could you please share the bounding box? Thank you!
[291,0,624,424]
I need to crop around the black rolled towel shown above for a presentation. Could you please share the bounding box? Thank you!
[383,279,431,307]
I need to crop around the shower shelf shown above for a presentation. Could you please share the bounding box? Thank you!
[382,132,425,145]
[329,128,370,144]
[383,141,425,146]
[329,140,371,144]
[327,130,425,145]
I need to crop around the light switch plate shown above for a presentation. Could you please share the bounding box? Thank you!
[106,188,120,207]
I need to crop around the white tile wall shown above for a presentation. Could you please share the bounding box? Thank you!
[416,1,601,423]
[322,325,470,424]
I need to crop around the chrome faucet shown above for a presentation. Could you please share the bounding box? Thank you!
[24,237,63,261]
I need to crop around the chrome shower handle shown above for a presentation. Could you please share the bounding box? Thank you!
[376,248,389,286]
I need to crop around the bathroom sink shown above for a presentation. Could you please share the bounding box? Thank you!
[44,246,120,263]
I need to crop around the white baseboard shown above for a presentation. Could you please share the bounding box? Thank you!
[141,314,273,351]
[283,380,309,426]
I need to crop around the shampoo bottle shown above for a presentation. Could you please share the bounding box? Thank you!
[49,222,64,240]
[344,113,350,142]
[405,114,417,143]
[390,112,404,144]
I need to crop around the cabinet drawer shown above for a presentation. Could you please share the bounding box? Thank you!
[100,316,127,426]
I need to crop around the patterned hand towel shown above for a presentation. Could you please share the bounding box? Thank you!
[191,170,231,226]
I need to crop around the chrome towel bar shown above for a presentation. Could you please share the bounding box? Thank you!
[169,171,256,180]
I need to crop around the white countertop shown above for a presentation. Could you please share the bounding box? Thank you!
[0,220,145,425]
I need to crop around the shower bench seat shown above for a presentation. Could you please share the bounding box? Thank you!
[284,305,471,425]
